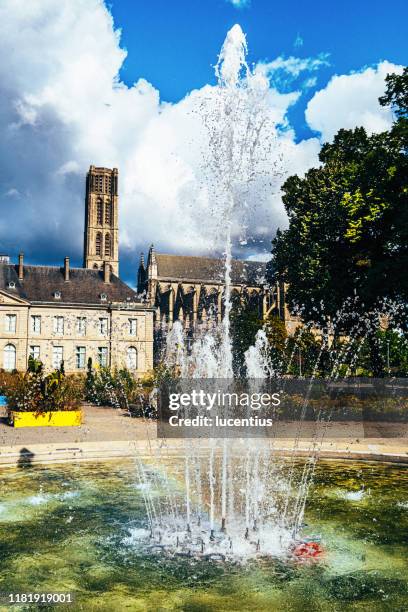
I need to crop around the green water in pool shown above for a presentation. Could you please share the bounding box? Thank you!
[0,459,407,611]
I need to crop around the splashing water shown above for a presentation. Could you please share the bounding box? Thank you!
[215,24,248,87]
[245,329,275,378]
[131,25,311,561]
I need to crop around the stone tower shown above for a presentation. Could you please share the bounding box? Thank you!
[83,165,119,276]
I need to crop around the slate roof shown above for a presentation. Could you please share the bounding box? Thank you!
[0,264,141,305]
[155,254,267,286]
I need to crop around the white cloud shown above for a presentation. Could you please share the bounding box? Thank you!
[258,55,330,79]
[4,188,20,198]
[256,54,330,95]
[226,0,251,8]
[303,76,317,89]
[306,61,404,142]
[0,0,321,275]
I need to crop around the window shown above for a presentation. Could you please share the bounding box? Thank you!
[127,346,137,370]
[105,201,112,225]
[53,316,64,335]
[31,315,41,334]
[100,293,107,302]
[76,317,86,336]
[52,346,63,369]
[76,346,86,369]
[129,318,137,336]
[95,232,102,256]
[3,344,16,370]
[104,233,111,257]
[93,174,103,193]
[97,347,108,367]
[54,291,61,300]
[96,199,103,225]
[99,317,108,335]
[104,175,112,194]
[7,281,15,289]
[29,346,40,360]
[5,314,16,333]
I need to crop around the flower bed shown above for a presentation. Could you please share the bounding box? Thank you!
[4,357,83,427]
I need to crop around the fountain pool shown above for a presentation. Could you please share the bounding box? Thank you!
[0,458,407,611]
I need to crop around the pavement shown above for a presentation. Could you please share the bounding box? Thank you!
[0,405,407,466]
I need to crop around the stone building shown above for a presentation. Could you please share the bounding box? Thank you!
[0,166,154,374]
[83,166,119,276]
[0,256,154,374]
[137,245,295,332]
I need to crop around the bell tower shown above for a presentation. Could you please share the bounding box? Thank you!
[83,166,119,276]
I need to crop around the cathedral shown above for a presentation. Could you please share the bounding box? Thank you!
[0,164,297,374]
[137,247,287,332]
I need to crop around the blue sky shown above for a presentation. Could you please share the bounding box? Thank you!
[110,0,408,141]
[0,0,407,285]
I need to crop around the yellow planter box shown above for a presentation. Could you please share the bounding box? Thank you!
[10,410,82,428]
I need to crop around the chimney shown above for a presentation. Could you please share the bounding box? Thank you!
[64,256,70,281]
[103,260,111,283]
[18,252,24,281]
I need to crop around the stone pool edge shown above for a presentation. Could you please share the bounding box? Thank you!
[0,439,407,467]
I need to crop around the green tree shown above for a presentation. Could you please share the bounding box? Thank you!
[379,67,408,118]
[377,329,408,376]
[230,302,263,376]
[270,68,408,375]
[264,314,287,352]
[85,357,97,403]
[264,314,287,372]
[286,328,322,377]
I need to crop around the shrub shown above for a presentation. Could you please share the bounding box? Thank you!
[84,358,157,415]
[0,370,18,395]
[5,358,84,413]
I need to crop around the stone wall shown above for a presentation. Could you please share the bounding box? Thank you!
[0,299,154,375]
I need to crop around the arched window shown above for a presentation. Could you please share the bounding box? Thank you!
[4,344,16,371]
[96,199,103,225]
[105,201,112,225]
[95,232,102,256]
[104,233,112,257]
[127,346,137,370]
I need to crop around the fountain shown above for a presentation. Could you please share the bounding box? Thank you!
[130,24,320,562]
